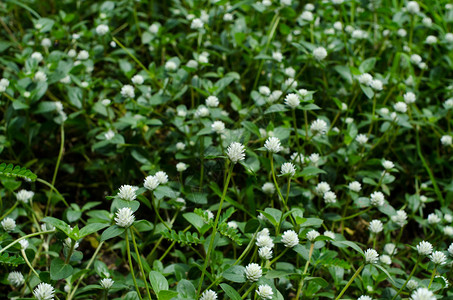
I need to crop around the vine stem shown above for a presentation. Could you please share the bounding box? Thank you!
[295,242,315,299]
[197,163,234,297]
[0,230,55,254]
[45,124,65,217]
[241,283,256,299]
[391,256,420,300]
[335,264,364,300]
[126,230,144,300]
[21,249,39,278]
[428,267,437,288]
[130,227,152,300]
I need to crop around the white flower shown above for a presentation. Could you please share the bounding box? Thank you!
[384,243,397,255]
[16,189,34,203]
[356,134,369,145]
[417,241,433,255]
[280,0,291,5]
[369,220,383,234]
[8,271,24,287]
[324,191,337,204]
[223,13,233,21]
[410,288,436,300]
[300,11,314,22]
[441,135,452,146]
[283,78,297,89]
[187,60,198,68]
[165,61,177,71]
[96,24,109,35]
[153,171,167,184]
[60,75,71,84]
[306,230,320,242]
[281,162,296,177]
[200,289,217,300]
[144,175,159,191]
[426,35,437,44]
[118,185,138,201]
[410,54,422,65]
[205,210,214,221]
[272,51,283,62]
[284,93,300,109]
[1,217,16,232]
[256,235,274,248]
[176,142,186,151]
[268,90,283,103]
[370,191,385,206]
[364,249,379,263]
[131,74,144,85]
[196,106,210,117]
[323,231,335,240]
[316,182,330,195]
[445,32,453,43]
[19,239,29,250]
[407,279,418,290]
[406,1,420,14]
[64,237,79,249]
[262,182,275,195]
[281,230,299,248]
[358,296,372,300]
[349,181,362,192]
[444,226,453,237]
[205,96,219,107]
[211,121,225,134]
[115,207,135,227]
[191,18,204,30]
[430,251,447,265]
[227,221,238,229]
[34,71,47,82]
[404,92,416,104]
[77,50,89,60]
[285,67,296,78]
[290,152,304,164]
[41,38,51,47]
[313,47,327,61]
[444,214,452,223]
[334,21,343,31]
[121,84,135,98]
[382,160,394,170]
[256,284,273,299]
[427,213,441,224]
[358,73,373,85]
[31,52,43,62]
[391,210,407,227]
[264,137,282,153]
[259,86,271,96]
[448,243,453,256]
[380,255,392,265]
[310,119,328,136]
[227,142,246,163]
[149,22,160,34]
[258,246,273,260]
[33,283,55,300]
[370,79,383,91]
[245,263,262,281]
[104,130,114,140]
[100,278,114,289]
[176,162,188,172]
[309,153,320,165]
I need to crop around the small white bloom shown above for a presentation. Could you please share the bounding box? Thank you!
[154,171,168,184]
[369,220,383,234]
[19,239,29,250]
[444,226,453,237]
[406,1,420,14]
[245,263,262,281]
[256,284,274,299]
[281,162,296,177]
[426,35,437,44]
[149,23,160,34]
[16,190,34,203]
[348,181,362,192]
[445,33,453,43]
[370,79,383,91]
[8,271,25,287]
[316,182,330,195]
[1,217,16,232]
[33,283,55,300]
[380,254,392,265]
[227,221,238,229]
[77,50,89,60]
[100,278,114,289]
[190,18,204,30]
[96,24,109,35]
[114,207,135,227]
[310,119,328,136]
[324,191,337,204]
[281,230,299,248]
[211,121,225,134]
[196,106,210,118]
[176,142,186,151]
[300,11,314,22]
[384,243,397,255]
[391,210,407,227]
[34,71,47,82]
[227,142,246,164]
[313,47,327,61]
[144,175,159,191]
[358,296,373,300]
[427,213,441,224]
[256,235,274,248]
[309,153,320,165]
[205,96,219,107]
[121,84,135,98]
[118,185,138,201]
[358,73,373,85]
[264,137,282,153]
[404,92,416,104]
[258,246,273,260]
[187,59,198,68]
[370,191,385,206]
[41,38,51,47]
[416,241,433,255]
[165,61,177,71]
[356,134,369,145]
[441,135,452,146]
[410,288,436,300]
[31,52,43,62]
[285,67,296,78]
[131,74,144,85]
[410,54,422,65]
[382,160,394,170]
[364,248,379,264]
[284,93,300,109]
[407,279,418,290]
[200,289,217,300]
[262,182,275,195]
[223,13,233,21]
[104,130,114,140]
[272,51,283,62]
[448,243,453,256]
[60,75,71,84]
[259,86,271,96]
[176,162,188,172]
[306,230,320,242]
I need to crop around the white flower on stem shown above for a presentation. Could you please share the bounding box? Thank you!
[114,207,135,228]
[394,102,407,113]
[284,93,300,109]
[34,71,47,82]
[441,135,452,146]
[380,255,392,265]
[16,190,34,203]
[118,185,138,201]
[368,220,383,234]
[410,288,436,300]
[256,284,274,299]
[448,243,453,256]
[324,231,335,240]
[382,160,394,170]
[226,142,245,164]
[176,142,185,150]
[310,119,328,136]
[96,24,109,35]
[176,162,188,172]
[370,79,383,91]
[264,137,282,153]
[205,96,219,107]
[144,175,159,191]
[427,213,441,224]
[281,230,299,248]
[358,73,373,85]
[323,191,337,204]
[364,249,379,264]
[8,272,25,287]
[357,296,372,300]
[306,230,320,242]
[33,283,55,300]
[416,241,433,255]
[131,74,144,85]
[165,61,177,71]
[190,18,204,30]
[19,239,29,250]
[272,51,283,62]
[280,162,296,177]
[1,217,16,232]
[200,289,217,300]
[391,210,407,227]
[256,235,274,248]
[121,85,135,98]
[100,278,114,289]
[356,134,368,145]
[406,1,420,14]
[313,47,327,61]
[404,92,416,104]
[315,182,330,195]
[258,246,273,260]
[155,171,168,184]
[77,50,89,60]
[407,280,418,290]
[370,191,385,206]
[348,181,362,192]
[429,251,447,265]
[31,52,43,62]
[384,243,397,255]
[262,182,275,195]
[245,263,262,281]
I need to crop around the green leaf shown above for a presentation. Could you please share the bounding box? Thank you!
[305,277,329,288]
[0,253,25,266]
[42,217,71,236]
[265,104,288,114]
[374,264,396,284]
[299,218,324,228]
[50,258,74,280]
[153,186,179,200]
[299,166,326,177]
[158,290,178,300]
[220,283,242,300]
[359,57,377,73]
[222,265,246,283]
[79,223,109,239]
[149,271,169,296]
[332,241,364,257]
[100,225,125,242]
[0,162,37,181]
[177,280,196,299]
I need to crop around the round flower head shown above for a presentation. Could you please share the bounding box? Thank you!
[176,162,188,172]
[191,18,204,30]
[280,162,296,177]
[245,263,262,281]
[369,220,383,234]
[364,249,379,264]
[391,210,407,227]
[100,278,114,289]
[356,134,368,145]
[155,171,168,184]
[227,221,238,229]
[407,279,418,290]
[114,207,135,228]
[429,251,447,265]
[370,79,383,91]
[256,284,274,299]
[440,135,452,146]
[382,160,394,170]
[306,230,320,242]
[358,73,373,85]
[384,243,397,255]
[264,137,282,153]
[370,191,385,206]
[96,24,109,35]
[349,181,362,192]
[211,121,225,134]
[262,182,275,195]
[323,191,337,204]
[258,246,273,260]
[205,96,219,107]
[404,92,416,104]
[313,47,327,61]
[410,288,436,300]
[394,102,407,113]
[131,74,144,85]
[118,185,138,201]
[310,119,328,136]
[19,239,29,250]
[165,61,177,71]
[416,241,433,255]
[8,271,25,287]
[284,93,300,109]
[1,217,16,232]
[176,142,185,150]
[31,52,43,62]
[144,175,159,191]
[200,289,217,300]
[33,283,55,300]
[324,231,335,240]
[121,84,135,98]
[380,254,392,265]
[406,1,420,14]
[315,182,330,195]
[443,226,453,236]
[256,235,274,248]
[227,142,245,164]
[16,189,34,203]
[34,71,47,82]
[427,213,441,224]
[281,230,299,248]
[426,35,437,44]
[358,296,372,300]
[272,51,283,62]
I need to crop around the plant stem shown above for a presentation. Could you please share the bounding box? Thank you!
[295,242,315,299]
[338,206,372,221]
[392,256,420,300]
[130,227,152,300]
[241,283,256,299]
[126,230,144,300]
[0,201,18,221]
[21,249,39,278]
[335,264,364,300]
[45,124,65,217]
[0,230,55,254]
[428,267,437,288]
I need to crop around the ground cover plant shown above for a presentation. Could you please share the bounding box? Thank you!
[0,0,453,299]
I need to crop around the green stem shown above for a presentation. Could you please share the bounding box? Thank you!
[335,264,364,300]
[295,243,315,299]
[130,227,152,300]
[292,109,301,157]
[368,94,377,135]
[151,194,171,231]
[241,283,256,300]
[391,256,420,300]
[0,230,55,254]
[0,202,18,221]
[126,230,144,300]
[21,249,39,278]
[428,267,437,288]
[269,248,289,265]
[45,124,64,216]
[338,206,372,221]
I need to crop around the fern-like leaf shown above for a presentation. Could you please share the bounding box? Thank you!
[0,163,37,181]
[217,223,242,245]
[162,230,205,245]
[0,253,25,267]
